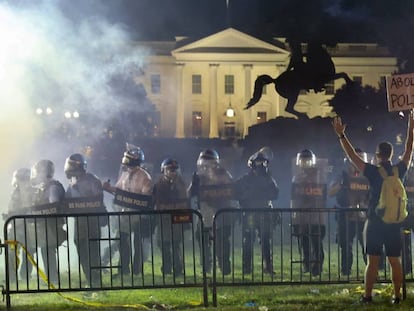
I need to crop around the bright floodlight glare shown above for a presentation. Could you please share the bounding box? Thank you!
[73,110,79,118]
[226,107,235,118]
[36,108,43,115]
[64,111,72,118]
[46,107,53,115]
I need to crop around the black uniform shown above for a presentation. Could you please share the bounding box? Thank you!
[332,170,368,275]
[153,171,189,276]
[235,170,279,274]
[66,172,106,287]
[31,179,65,284]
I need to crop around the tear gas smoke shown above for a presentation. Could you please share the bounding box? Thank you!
[0,1,149,216]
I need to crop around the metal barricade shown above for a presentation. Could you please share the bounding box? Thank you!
[212,207,399,307]
[2,209,208,308]
[3,208,412,309]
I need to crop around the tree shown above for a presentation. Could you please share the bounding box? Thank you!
[330,83,406,154]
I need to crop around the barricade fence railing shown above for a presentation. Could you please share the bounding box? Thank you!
[2,208,412,308]
[2,209,208,308]
[212,208,412,306]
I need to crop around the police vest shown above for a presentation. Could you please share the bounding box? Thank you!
[198,184,235,202]
[348,175,369,206]
[291,182,327,209]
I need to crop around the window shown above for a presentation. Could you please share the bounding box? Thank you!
[256,112,267,124]
[224,121,236,137]
[325,81,335,95]
[192,111,202,137]
[151,74,161,94]
[353,76,363,85]
[224,75,234,94]
[192,74,202,94]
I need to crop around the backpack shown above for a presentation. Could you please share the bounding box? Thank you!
[376,166,408,224]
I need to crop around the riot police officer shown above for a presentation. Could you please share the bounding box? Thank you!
[188,149,237,275]
[235,147,279,275]
[103,143,153,277]
[30,159,66,284]
[291,149,328,276]
[64,153,106,288]
[5,168,34,282]
[328,149,369,275]
[153,158,189,276]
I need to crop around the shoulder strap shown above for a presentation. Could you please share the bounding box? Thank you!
[378,165,399,179]
[392,166,400,178]
[378,166,388,179]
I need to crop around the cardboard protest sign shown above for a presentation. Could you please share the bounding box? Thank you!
[386,73,414,112]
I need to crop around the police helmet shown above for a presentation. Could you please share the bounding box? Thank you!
[64,153,87,179]
[198,149,219,162]
[122,143,145,167]
[31,159,55,184]
[296,149,316,168]
[197,149,220,169]
[11,168,31,188]
[161,158,180,175]
[248,152,269,169]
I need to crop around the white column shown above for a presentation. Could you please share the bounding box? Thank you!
[243,64,253,137]
[209,64,219,138]
[175,63,185,138]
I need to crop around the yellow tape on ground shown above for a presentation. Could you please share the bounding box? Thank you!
[352,284,394,296]
[5,240,151,309]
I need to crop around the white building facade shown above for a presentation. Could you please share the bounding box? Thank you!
[135,28,398,139]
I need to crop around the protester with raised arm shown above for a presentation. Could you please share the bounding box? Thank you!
[332,111,414,304]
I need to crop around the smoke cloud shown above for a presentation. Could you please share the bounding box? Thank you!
[0,1,149,214]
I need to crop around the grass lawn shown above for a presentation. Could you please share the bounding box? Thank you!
[5,283,414,310]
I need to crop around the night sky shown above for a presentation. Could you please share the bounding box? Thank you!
[29,0,380,41]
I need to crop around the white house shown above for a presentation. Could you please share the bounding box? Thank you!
[134,28,398,139]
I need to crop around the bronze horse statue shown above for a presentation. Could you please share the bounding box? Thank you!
[245,42,353,117]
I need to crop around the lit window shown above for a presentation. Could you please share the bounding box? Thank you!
[192,74,202,94]
[151,74,161,94]
[192,111,202,137]
[256,111,267,124]
[225,75,234,94]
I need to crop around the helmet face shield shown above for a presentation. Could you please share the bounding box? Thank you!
[31,160,54,185]
[64,153,87,179]
[161,158,180,178]
[164,165,179,178]
[296,149,316,168]
[297,158,316,168]
[197,149,219,173]
[197,158,218,172]
[122,143,144,167]
[12,168,31,188]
